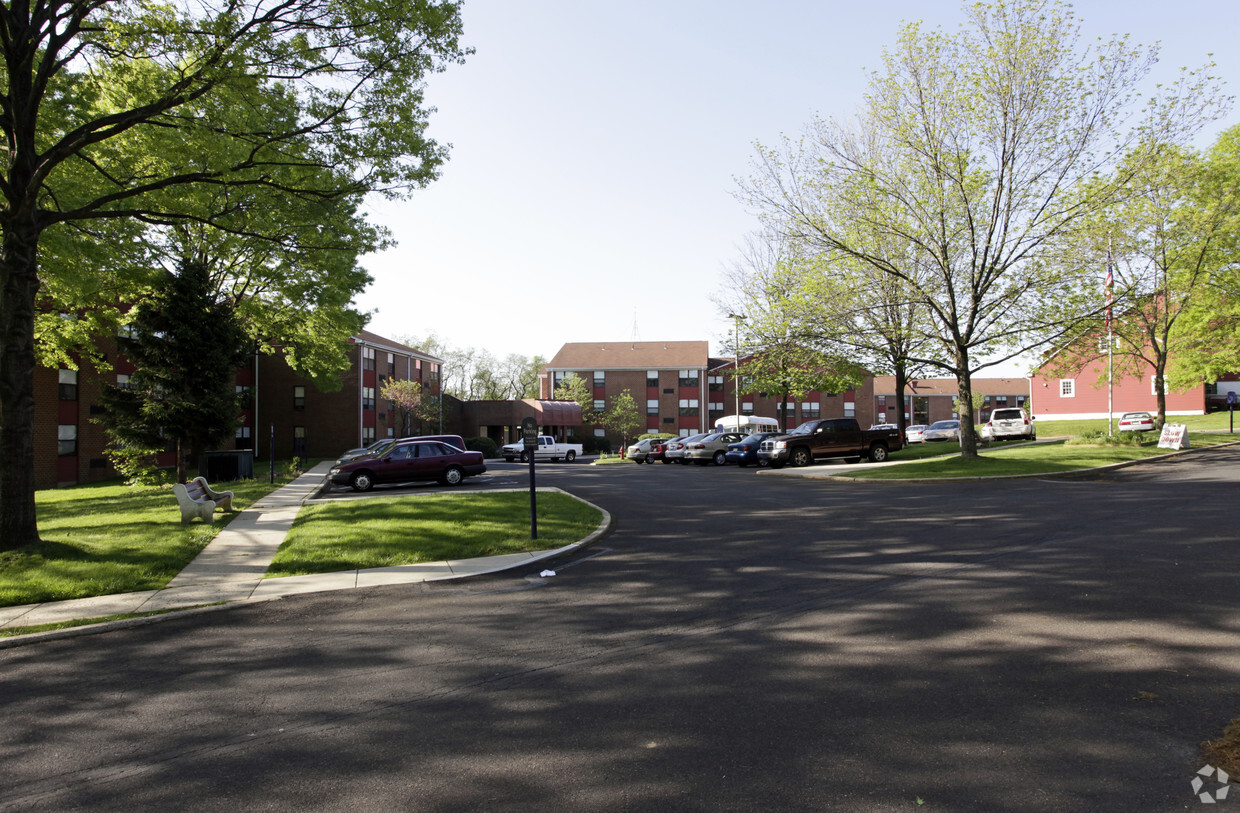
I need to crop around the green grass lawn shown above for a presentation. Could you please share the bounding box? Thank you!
[1,472,300,607]
[267,492,603,577]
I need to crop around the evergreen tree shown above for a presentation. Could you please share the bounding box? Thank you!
[98,260,250,483]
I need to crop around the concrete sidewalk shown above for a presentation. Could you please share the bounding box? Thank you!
[0,462,609,639]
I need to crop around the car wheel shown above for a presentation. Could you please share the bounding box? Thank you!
[868,443,889,463]
[713,451,726,466]
[519,450,529,464]
[441,465,464,486]
[350,471,374,492]
[565,450,576,462]
[790,447,812,467]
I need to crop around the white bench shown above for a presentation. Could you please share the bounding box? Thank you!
[172,476,235,524]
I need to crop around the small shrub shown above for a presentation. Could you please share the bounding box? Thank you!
[1067,429,1150,447]
[466,436,499,458]
[282,456,304,478]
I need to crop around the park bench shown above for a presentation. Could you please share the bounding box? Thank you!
[172,476,235,524]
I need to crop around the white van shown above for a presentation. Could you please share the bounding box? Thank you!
[714,415,781,434]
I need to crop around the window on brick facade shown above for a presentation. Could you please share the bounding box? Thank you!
[363,387,376,410]
[844,401,855,417]
[678,399,699,416]
[593,399,606,412]
[58,424,77,456]
[362,346,376,370]
[117,373,134,391]
[293,386,305,410]
[362,426,375,444]
[708,375,723,392]
[58,368,77,401]
[741,402,754,415]
[802,401,821,418]
[593,370,605,388]
[678,369,699,388]
[646,370,659,388]
[647,399,659,416]
[236,384,252,407]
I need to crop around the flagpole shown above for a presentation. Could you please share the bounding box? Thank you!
[1106,243,1115,436]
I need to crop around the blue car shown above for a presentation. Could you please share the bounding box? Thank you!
[724,432,782,467]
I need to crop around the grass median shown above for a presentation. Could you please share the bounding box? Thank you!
[266,491,602,577]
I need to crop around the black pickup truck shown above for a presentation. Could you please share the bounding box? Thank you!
[757,418,903,468]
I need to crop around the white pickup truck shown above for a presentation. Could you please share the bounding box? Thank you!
[501,435,583,463]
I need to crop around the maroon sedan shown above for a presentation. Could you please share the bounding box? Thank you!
[329,440,486,491]
[648,440,673,464]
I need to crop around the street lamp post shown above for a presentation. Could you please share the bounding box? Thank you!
[727,313,746,426]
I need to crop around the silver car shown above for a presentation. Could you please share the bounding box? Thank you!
[922,419,962,442]
[665,433,711,464]
[683,432,746,466]
[625,437,668,463]
[981,408,1035,441]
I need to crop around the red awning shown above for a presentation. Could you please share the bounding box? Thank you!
[521,399,582,425]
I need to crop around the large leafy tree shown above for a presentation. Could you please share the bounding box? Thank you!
[741,0,1223,457]
[96,259,250,483]
[0,0,469,548]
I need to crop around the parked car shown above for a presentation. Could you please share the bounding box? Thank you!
[758,418,904,467]
[329,439,486,491]
[664,433,711,464]
[724,432,782,467]
[1118,411,1156,432]
[649,439,673,464]
[500,435,583,463]
[905,425,927,444]
[922,420,962,442]
[626,437,670,463]
[980,408,1035,441]
[337,434,465,465]
[683,432,747,465]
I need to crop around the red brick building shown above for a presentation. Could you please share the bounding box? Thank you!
[33,329,441,489]
[539,341,879,448]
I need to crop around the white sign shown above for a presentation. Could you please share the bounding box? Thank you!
[1158,423,1189,450]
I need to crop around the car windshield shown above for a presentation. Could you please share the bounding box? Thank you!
[787,420,818,436]
[929,421,959,429]
[1123,413,1149,419]
[993,410,1022,420]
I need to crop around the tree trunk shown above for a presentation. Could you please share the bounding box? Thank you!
[0,228,43,550]
[893,364,909,435]
[956,358,978,459]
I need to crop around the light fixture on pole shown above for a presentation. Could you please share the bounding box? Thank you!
[727,313,746,426]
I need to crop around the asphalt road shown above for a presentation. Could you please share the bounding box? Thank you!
[3,448,1240,811]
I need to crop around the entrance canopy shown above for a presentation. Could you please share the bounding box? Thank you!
[521,399,582,426]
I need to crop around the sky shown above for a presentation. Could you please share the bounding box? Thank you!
[355,0,1240,373]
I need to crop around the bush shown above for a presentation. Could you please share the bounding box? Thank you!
[638,432,676,442]
[578,436,612,454]
[465,436,500,458]
[1067,429,1151,447]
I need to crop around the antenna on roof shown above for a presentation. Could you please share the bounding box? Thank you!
[632,308,640,347]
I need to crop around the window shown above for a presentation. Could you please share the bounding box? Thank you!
[1017,395,1027,407]
[429,363,440,382]
[118,323,137,340]
[708,375,724,392]
[58,368,77,401]
[678,369,699,388]
[58,424,77,456]
[593,370,605,388]
[646,370,659,388]
[363,387,376,410]
[594,399,606,412]
[844,401,855,417]
[1060,379,1075,397]
[594,428,606,437]
[362,426,375,444]
[678,399,699,416]
[878,395,886,409]
[802,401,820,419]
[293,386,305,410]
[235,426,252,439]
[362,346,376,370]
[995,395,1008,407]
[116,374,134,391]
[709,401,724,413]
[741,402,754,415]
[236,384,252,407]
[235,425,253,449]
[387,353,396,374]
[554,371,566,389]
[647,399,659,416]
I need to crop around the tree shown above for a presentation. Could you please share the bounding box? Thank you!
[741,0,1223,458]
[553,373,596,426]
[1047,137,1240,427]
[1,0,469,548]
[96,259,250,483]
[381,379,434,437]
[601,390,642,452]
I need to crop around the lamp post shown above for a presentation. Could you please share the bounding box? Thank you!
[727,313,746,426]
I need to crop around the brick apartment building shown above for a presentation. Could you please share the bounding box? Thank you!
[34,329,441,489]
[539,341,880,448]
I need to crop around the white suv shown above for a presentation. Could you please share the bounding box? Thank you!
[982,408,1035,441]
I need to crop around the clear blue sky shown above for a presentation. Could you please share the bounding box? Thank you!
[356,0,1240,371]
